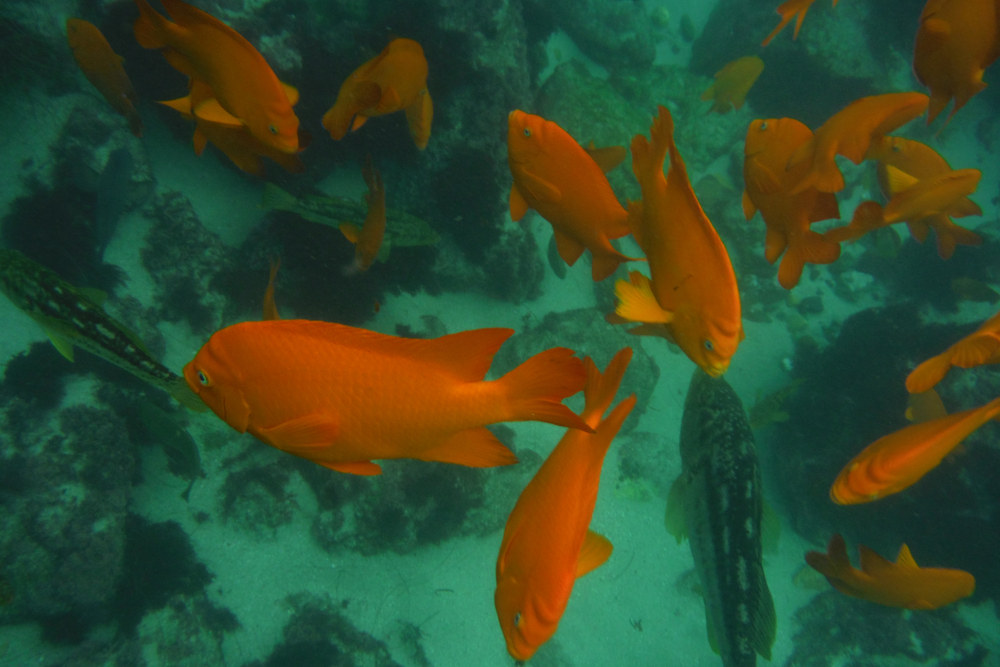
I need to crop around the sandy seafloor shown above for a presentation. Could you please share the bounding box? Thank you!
[2,1,1000,665]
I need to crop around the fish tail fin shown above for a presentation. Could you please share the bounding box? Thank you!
[499,347,593,432]
[805,533,851,582]
[170,377,207,412]
[906,353,952,393]
[133,0,168,49]
[580,348,634,426]
[630,107,672,184]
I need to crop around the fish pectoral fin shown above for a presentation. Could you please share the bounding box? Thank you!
[42,326,75,362]
[509,184,530,221]
[575,530,613,578]
[584,142,627,173]
[339,222,361,244]
[664,476,688,544]
[517,169,562,205]
[257,413,340,450]
[418,427,518,468]
[317,460,382,476]
[704,603,720,655]
[193,98,243,127]
[614,273,673,324]
[281,81,300,106]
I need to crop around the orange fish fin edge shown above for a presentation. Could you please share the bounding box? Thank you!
[257,413,340,450]
[499,347,592,432]
[575,530,613,578]
[418,427,518,468]
[581,348,633,423]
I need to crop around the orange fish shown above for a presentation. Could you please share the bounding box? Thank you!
[507,110,637,281]
[66,18,143,137]
[742,117,840,288]
[913,0,1000,124]
[158,79,304,176]
[806,534,975,610]
[907,310,1000,393]
[495,348,636,661]
[826,167,981,244]
[761,0,839,47]
[867,136,983,258]
[133,0,300,154]
[183,321,592,475]
[339,158,386,273]
[785,92,929,194]
[262,258,281,320]
[614,106,743,376]
[701,55,764,113]
[830,395,1000,504]
[322,38,433,149]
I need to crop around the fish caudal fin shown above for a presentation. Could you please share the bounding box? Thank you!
[499,347,592,432]
[580,347,633,426]
[419,427,518,468]
[133,0,169,49]
[805,533,853,587]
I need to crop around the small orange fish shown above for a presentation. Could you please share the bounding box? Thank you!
[806,533,975,610]
[339,158,386,273]
[495,348,636,661]
[701,56,764,113]
[826,167,981,244]
[507,110,637,281]
[66,18,142,137]
[133,0,300,154]
[907,310,1000,393]
[830,395,1000,504]
[184,321,592,475]
[322,38,432,149]
[158,79,304,176]
[786,92,929,194]
[743,117,840,288]
[262,258,281,320]
[761,0,840,47]
[913,0,1000,124]
[614,106,743,376]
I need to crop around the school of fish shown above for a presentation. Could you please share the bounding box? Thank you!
[22,0,998,661]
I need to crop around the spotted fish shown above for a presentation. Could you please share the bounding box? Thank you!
[666,369,776,666]
[0,249,202,410]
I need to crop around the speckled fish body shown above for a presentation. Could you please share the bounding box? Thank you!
[677,369,776,666]
[0,249,201,410]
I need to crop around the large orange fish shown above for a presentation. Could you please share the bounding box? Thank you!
[66,18,143,137]
[495,348,636,661]
[507,110,636,281]
[907,310,1000,392]
[743,117,840,288]
[158,79,304,176]
[806,534,975,610]
[865,136,982,258]
[830,395,1000,504]
[913,0,1000,124]
[322,38,432,149]
[133,0,300,154]
[785,92,929,194]
[183,320,592,475]
[339,158,385,273]
[825,167,981,244]
[761,0,840,47]
[701,56,764,114]
[614,106,743,376]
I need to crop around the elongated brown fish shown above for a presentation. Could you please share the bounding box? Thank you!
[0,249,202,410]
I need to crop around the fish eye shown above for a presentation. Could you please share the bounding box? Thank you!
[513,612,522,627]
[197,370,211,386]
[703,339,714,351]
[269,124,278,135]
[523,128,531,138]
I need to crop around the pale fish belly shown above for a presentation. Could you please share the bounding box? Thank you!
[678,369,776,667]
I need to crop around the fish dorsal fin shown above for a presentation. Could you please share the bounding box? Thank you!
[664,475,688,543]
[858,544,895,575]
[509,184,530,221]
[43,325,76,362]
[584,142,627,173]
[193,98,243,126]
[282,81,299,106]
[895,543,919,569]
[576,530,613,578]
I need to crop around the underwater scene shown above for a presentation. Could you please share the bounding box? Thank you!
[1,0,1000,664]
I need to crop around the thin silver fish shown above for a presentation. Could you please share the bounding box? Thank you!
[0,249,203,411]
[667,369,776,666]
